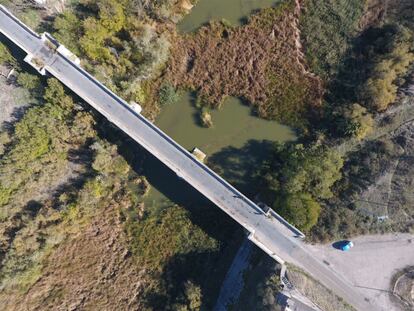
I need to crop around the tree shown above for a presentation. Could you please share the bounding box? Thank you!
[97,0,126,33]
[260,142,343,231]
[17,72,40,90]
[79,17,114,62]
[274,192,321,232]
[0,42,17,67]
[336,103,374,140]
[184,281,202,311]
[44,78,73,112]
[360,25,414,111]
[262,143,344,200]
[53,11,82,54]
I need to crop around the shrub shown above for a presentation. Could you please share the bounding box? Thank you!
[200,110,213,128]
[335,103,374,140]
[259,142,343,231]
[0,42,17,67]
[300,0,365,78]
[359,26,414,111]
[158,83,180,106]
[17,72,40,90]
[52,11,82,54]
[275,192,321,232]
[261,142,344,200]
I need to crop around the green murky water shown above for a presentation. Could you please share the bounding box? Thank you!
[143,92,294,208]
[156,93,294,154]
[178,0,282,32]
[144,0,292,207]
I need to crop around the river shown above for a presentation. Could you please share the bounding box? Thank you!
[144,0,293,208]
[144,92,294,209]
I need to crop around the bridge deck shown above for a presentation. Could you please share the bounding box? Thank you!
[0,6,376,311]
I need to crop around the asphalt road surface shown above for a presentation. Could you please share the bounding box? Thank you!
[0,6,377,310]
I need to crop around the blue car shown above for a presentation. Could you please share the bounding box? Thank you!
[341,241,354,251]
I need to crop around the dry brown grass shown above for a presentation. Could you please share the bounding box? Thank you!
[0,205,149,311]
[166,0,323,127]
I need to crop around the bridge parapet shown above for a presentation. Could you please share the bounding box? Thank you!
[267,209,306,239]
[0,5,40,40]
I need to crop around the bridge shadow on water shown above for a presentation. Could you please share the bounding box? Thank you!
[97,115,274,215]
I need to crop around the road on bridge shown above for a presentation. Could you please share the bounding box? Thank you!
[0,6,377,311]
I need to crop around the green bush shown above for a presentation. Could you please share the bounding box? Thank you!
[0,42,17,67]
[359,25,414,111]
[158,83,180,106]
[52,11,82,55]
[259,142,343,231]
[0,185,12,206]
[275,192,321,232]
[300,0,364,78]
[334,103,374,140]
[17,72,40,91]
[261,142,343,200]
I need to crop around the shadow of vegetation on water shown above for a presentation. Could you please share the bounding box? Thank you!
[142,152,211,209]
[208,139,274,196]
[95,115,246,230]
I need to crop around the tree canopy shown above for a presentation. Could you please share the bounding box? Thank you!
[260,142,344,231]
[360,25,414,111]
[275,192,321,232]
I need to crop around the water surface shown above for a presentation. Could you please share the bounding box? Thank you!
[143,92,294,208]
[146,0,291,207]
[155,92,294,154]
[178,0,282,32]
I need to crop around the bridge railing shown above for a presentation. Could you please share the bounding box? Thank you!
[267,209,306,239]
[0,5,40,39]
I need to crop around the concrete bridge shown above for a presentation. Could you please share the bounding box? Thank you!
[0,6,376,310]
